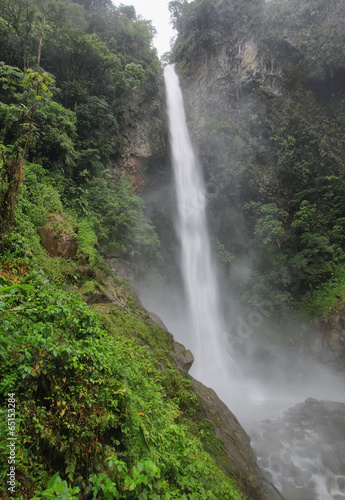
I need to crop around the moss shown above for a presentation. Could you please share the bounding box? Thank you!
[198,418,235,476]
[77,219,99,267]
[48,212,77,238]
[81,279,97,295]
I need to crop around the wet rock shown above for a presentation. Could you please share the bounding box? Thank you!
[297,311,345,372]
[322,450,343,475]
[103,275,145,313]
[338,476,345,489]
[252,399,345,499]
[191,378,265,500]
[106,258,140,288]
[170,341,194,372]
[148,311,168,331]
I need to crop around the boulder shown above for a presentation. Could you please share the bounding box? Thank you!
[148,311,168,331]
[39,213,78,258]
[170,341,194,372]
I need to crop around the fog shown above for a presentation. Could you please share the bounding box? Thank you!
[136,266,345,499]
[139,277,345,415]
[133,62,345,499]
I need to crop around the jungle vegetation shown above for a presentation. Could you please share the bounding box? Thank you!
[0,0,243,498]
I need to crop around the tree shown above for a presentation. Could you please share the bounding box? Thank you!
[73,0,111,10]
[0,63,53,235]
[118,4,136,21]
[169,0,189,32]
[34,0,63,69]
[254,203,288,248]
[0,0,67,69]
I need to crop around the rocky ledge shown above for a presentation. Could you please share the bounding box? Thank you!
[192,378,265,500]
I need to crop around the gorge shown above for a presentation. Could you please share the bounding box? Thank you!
[144,2,345,497]
[155,62,345,500]
[1,0,345,499]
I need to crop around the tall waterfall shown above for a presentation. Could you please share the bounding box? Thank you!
[164,64,231,386]
[162,64,345,500]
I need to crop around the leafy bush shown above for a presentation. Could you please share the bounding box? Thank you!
[32,101,77,172]
[77,219,99,267]
[32,473,80,500]
[19,163,64,229]
[0,274,243,499]
[83,176,161,263]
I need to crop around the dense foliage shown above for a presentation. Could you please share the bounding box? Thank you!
[169,0,264,68]
[0,0,164,264]
[0,270,242,499]
[2,0,344,494]
[0,1,246,498]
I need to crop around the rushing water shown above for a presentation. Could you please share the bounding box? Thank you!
[164,63,231,386]
[163,63,345,500]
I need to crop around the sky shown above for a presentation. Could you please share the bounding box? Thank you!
[123,0,176,57]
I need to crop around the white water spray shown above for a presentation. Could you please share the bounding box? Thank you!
[164,64,231,386]
[162,64,345,500]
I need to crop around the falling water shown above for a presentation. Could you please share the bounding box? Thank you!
[163,64,345,500]
[164,64,231,386]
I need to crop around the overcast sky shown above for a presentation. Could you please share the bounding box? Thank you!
[123,0,176,56]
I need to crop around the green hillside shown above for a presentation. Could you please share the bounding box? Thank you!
[0,1,245,498]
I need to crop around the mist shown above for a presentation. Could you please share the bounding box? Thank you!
[136,258,345,499]
[134,59,345,498]
[130,2,345,497]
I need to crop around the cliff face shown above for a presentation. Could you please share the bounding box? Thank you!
[178,34,289,189]
[191,378,265,499]
[114,75,168,196]
[167,0,345,353]
[298,310,345,372]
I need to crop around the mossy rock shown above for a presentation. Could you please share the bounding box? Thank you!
[39,212,78,258]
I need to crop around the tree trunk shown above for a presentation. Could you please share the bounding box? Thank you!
[36,14,46,70]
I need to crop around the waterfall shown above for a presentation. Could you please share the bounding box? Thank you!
[162,64,345,500]
[164,64,231,387]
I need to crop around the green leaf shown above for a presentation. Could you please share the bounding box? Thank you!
[47,472,62,490]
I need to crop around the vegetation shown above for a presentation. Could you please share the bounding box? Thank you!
[169,0,264,71]
[2,0,344,495]
[0,0,245,498]
[0,0,164,265]
[0,270,242,499]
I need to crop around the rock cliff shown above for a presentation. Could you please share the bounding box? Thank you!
[297,310,345,372]
[192,378,265,499]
